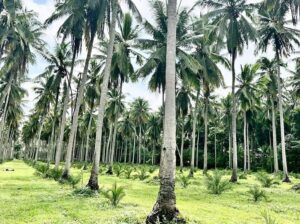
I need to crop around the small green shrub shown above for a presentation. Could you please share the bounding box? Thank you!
[102,182,125,207]
[257,173,276,188]
[239,172,248,179]
[148,166,156,174]
[249,185,268,202]
[45,168,63,181]
[292,184,300,193]
[178,175,191,188]
[73,187,98,197]
[59,172,82,188]
[124,167,134,179]
[261,210,277,224]
[205,171,231,195]
[34,163,49,175]
[135,167,150,180]
[290,172,300,179]
[113,165,123,177]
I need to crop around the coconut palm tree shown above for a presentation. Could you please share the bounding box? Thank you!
[137,0,201,104]
[236,63,261,171]
[257,1,300,182]
[258,57,280,173]
[87,0,142,190]
[147,114,162,165]
[146,0,182,223]
[194,0,257,182]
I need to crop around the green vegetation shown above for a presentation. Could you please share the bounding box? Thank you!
[2,161,300,223]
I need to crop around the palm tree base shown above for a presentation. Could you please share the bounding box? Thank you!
[230,175,237,183]
[188,169,194,177]
[61,170,70,180]
[282,175,291,183]
[87,173,99,190]
[106,166,113,175]
[146,203,185,224]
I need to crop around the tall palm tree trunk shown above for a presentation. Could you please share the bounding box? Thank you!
[138,125,142,164]
[271,99,279,173]
[146,0,182,222]
[85,107,94,163]
[190,90,200,177]
[180,120,184,171]
[243,112,247,172]
[231,52,238,182]
[55,51,76,169]
[247,122,250,171]
[35,117,45,161]
[87,0,117,190]
[275,52,290,182]
[132,134,136,164]
[62,35,95,178]
[203,95,208,174]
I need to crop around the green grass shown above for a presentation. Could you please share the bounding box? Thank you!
[1,160,300,223]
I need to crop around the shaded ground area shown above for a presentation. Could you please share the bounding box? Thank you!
[0,160,300,223]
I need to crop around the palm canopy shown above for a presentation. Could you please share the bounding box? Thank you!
[258,0,300,57]
[236,63,262,112]
[193,0,257,57]
[136,0,201,95]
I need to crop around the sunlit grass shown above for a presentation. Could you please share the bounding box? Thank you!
[0,160,300,223]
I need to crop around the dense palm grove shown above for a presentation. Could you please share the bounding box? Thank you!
[1,0,300,222]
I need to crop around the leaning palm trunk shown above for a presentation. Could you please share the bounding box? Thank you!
[203,95,208,174]
[85,109,93,163]
[231,52,238,182]
[87,0,117,190]
[35,117,45,161]
[243,112,247,172]
[190,90,200,177]
[0,85,11,145]
[146,0,182,222]
[271,99,279,173]
[55,51,76,169]
[62,35,96,178]
[276,52,290,182]
[0,74,13,110]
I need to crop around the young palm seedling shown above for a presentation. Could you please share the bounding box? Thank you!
[102,182,126,207]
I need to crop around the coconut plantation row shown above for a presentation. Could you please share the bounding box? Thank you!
[1,0,300,223]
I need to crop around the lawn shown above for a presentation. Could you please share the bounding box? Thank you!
[0,160,299,224]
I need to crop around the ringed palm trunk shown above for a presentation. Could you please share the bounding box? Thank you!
[87,0,117,190]
[55,51,76,169]
[85,106,94,163]
[132,133,136,164]
[243,111,247,172]
[271,99,279,173]
[35,117,45,161]
[146,0,181,222]
[229,126,232,168]
[190,90,200,177]
[230,51,238,182]
[203,95,208,174]
[247,122,250,171]
[214,132,217,169]
[275,52,290,182]
[138,125,142,164]
[180,119,184,171]
[62,34,96,178]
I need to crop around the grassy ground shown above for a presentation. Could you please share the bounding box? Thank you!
[0,160,300,224]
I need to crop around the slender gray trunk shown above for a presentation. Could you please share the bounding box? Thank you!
[271,99,279,173]
[243,112,247,172]
[180,120,184,170]
[203,95,208,173]
[231,52,238,182]
[147,0,180,222]
[62,36,95,178]
[87,0,117,190]
[275,52,289,182]
[85,110,93,162]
